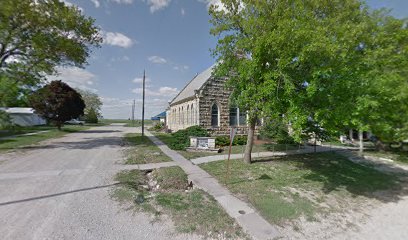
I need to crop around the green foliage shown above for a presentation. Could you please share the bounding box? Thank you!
[0,0,101,106]
[215,135,247,147]
[168,126,209,150]
[75,89,102,119]
[260,118,296,144]
[29,80,85,129]
[84,107,98,123]
[350,11,408,143]
[0,110,12,129]
[209,0,407,145]
[151,122,165,132]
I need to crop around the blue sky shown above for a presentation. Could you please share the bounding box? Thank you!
[57,0,408,119]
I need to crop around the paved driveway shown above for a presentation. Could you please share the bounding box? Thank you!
[0,124,192,240]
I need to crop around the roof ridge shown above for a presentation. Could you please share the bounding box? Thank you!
[169,64,215,105]
[169,72,199,105]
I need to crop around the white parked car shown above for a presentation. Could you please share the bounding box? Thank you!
[65,119,85,125]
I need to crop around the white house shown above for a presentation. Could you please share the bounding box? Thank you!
[0,108,46,126]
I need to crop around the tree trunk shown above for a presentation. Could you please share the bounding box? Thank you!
[358,130,364,155]
[244,119,256,164]
[57,122,62,131]
[349,129,354,143]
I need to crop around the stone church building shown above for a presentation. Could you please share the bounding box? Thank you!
[166,65,248,135]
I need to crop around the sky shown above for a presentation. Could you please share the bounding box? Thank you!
[57,0,408,119]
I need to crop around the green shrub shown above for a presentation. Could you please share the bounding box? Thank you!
[234,135,247,145]
[151,122,165,132]
[85,107,98,123]
[215,135,247,147]
[260,119,295,144]
[0,110,12,129]
[168,126,209,150]
[216,136,230,147]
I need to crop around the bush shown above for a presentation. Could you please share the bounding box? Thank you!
[168,126,209,150]
[0,110,12,129]
[85,107,98,123]
[151,122,165,132]
[260,118,295,144]
[215,135,247,147]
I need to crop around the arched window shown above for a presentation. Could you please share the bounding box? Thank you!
[178,107,181,125]
[181,106,184,125]
[229,107,238,126]
[191,104,194,125]
[211,103,219,127]
[186,105,190,126]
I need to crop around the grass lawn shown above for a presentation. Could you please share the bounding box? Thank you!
[0,125,90,151]
[153,132,301,160]
[364,150,408,164]
[112,167,247,239]
[0,125,55,138]
[200,152,402,225]
[123,133,171,164]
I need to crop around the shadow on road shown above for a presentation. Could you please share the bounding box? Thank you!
[20,136,125,150]
[0,183,120,207]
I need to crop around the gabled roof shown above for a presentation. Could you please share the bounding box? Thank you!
[170,64,215,105]
[0,107,35,114]
[151,111,166,120]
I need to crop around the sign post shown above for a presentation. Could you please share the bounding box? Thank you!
[225,127,236,183]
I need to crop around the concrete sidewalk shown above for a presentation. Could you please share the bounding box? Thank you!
[144,130,280,240]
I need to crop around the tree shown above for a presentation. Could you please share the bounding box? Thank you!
[350,10,408,152]
[209,0,375,163]
[0,0,101,105]
[85,107,99,124]
[29,80,85,130]
[75,88,103,121]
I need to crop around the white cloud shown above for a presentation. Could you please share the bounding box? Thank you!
[62,0,84,12]
[148,55,167,64]
[90,0,100,8]
[110,0,134,4]
[103,32,134,48]
[199,0,226,11]
[110,55,130,62]
[173,65,189,71]
[49,67,98,92]
[146,0,172,13]
[181,8,185,16]
[132,86,178,97]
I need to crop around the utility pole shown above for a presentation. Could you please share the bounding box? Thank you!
[132,99,135,127]
[141,70,146,137]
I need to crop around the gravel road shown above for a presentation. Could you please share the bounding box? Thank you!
[0,124,198,240]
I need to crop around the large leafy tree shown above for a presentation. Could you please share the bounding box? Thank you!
[75,88,103,121]
[209,0,376,163]
[0,0,101,106]
[30,80,85,130]
[351,11,408,150]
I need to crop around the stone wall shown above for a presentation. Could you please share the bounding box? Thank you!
[198,77,248,136]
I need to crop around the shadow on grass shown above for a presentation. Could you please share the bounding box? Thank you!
[251,152,408,203]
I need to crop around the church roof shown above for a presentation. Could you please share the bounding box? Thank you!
[170,64,215,105]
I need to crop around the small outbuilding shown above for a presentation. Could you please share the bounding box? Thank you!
[0,108,46,126]
[151,111,167,124]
